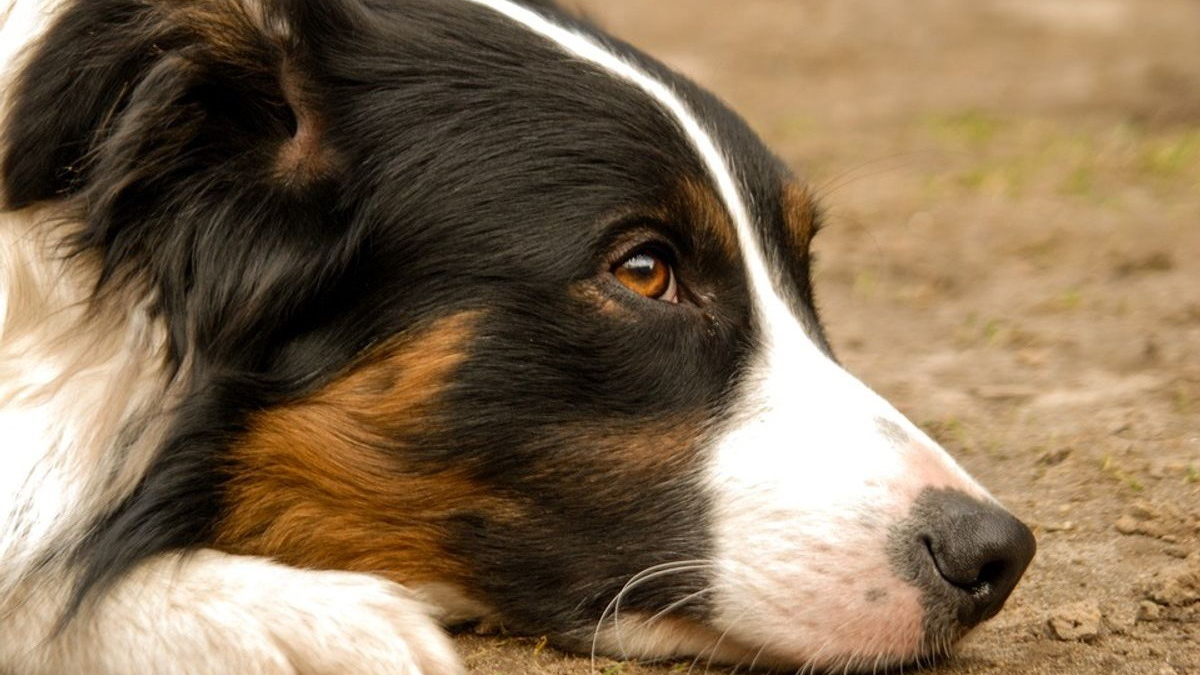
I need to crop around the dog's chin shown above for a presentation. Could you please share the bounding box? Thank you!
[584,612,956,673]
[586,614,770,667]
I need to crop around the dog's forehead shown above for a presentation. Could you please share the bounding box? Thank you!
[447,0,769,217]
[344,0,818,314]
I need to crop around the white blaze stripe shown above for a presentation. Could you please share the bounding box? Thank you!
[456,0,784,311]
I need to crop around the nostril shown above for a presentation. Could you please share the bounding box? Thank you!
[925,523,1033,589]
[927,543,1011,592]
[976,558,1008,587]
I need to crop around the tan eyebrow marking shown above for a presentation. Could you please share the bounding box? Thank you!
[780,181,820,262]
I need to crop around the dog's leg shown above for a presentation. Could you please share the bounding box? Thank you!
[2,550,463,675]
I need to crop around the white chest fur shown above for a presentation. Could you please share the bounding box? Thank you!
[0,211,172,597]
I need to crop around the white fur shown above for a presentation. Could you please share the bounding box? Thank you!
[0,207,172,597]
[411,582,496,626]
[458,0,994,666]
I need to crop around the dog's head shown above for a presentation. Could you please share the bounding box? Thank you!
[3,0,1034,669]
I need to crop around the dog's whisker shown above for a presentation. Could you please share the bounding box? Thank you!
[642,586,713,627]
[590,559,712,668]
[811,151,926,201]
[744,638,774,673]
[698,602,755,675]
[612,562,712,660]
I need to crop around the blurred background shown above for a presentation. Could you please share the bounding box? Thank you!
[459,2,1200,673]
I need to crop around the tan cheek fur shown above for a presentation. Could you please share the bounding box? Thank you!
[215,312,503,587]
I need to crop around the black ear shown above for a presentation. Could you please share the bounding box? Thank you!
[1,0,378,367]
[5,3,236,205]
[1,0,373,208]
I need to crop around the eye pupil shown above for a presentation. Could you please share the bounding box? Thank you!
[613,250,676,301]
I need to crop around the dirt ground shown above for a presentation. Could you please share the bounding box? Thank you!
[455,1,1200,673]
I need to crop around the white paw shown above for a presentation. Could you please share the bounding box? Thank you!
[38,551,465,675]
[249,568,465,675]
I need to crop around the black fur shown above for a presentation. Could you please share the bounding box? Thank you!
[2,0,822,639]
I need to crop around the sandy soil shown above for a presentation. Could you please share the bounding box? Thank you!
[455,1,1200,673]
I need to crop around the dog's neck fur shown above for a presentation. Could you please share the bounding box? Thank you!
[0,213,172,602]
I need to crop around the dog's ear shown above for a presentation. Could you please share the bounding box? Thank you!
[3,0,367,205]
[2,0,373,367]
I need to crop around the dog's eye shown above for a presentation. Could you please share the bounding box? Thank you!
[613,249,678,303]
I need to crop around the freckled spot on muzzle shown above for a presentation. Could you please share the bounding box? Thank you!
[876,417,912,447]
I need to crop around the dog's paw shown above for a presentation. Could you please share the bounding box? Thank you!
[247,568,464,675]
[73,551,464,675]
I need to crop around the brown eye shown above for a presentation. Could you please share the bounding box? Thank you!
[613,250,678,303]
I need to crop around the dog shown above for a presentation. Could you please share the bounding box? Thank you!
[0,0,1036,672]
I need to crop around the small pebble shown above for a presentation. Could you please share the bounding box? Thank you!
[1048,599,1102,641]
[1164,546,1190,559]
[1115,514,1168,539]
[1128,501,1161,521]
[1145,563,1200,607]
[1137,600,1162,622]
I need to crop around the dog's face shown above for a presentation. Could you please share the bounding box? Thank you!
[3,0,1034,670]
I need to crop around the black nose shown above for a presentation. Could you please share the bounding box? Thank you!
[914,489,1036,626]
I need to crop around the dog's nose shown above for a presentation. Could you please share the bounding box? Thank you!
[917,490,1036,626]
